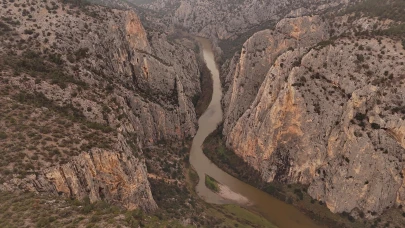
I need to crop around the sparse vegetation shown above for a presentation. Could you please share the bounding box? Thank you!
[342,0,405,37]
[205,175,220,192]
[344,0,405,22]
[0,191,190,228]
[371,123,381,129]
[4,52,87,89]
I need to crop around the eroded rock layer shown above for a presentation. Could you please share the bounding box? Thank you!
[0,1,202,211]
[223,14,405,217]
[145,0,349,40]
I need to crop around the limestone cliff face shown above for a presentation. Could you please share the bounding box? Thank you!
[106,11,200,144]
[38,147,155,212]
[223,16,330,136]
[3,136,157,211]
[0,1,201,211]
[144,0,350,40]
[223,14,405,217]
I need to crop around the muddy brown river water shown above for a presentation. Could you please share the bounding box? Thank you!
[189,37,323,228]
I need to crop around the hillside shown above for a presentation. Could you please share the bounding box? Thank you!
[0,0,201,223]
[220,0,405,225]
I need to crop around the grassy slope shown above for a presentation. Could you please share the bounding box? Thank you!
[0,191,190,228]
[206,204,277,228]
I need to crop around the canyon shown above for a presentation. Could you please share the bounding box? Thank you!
[1,0,405,227]
[142,0,405,225]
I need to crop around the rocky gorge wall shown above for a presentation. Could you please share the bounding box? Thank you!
[144,0,350,40]
[222,15,331,137]
[222,13,405,218]
[0,0,202,211]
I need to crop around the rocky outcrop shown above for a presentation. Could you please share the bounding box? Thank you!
[223,16,330,136]
[107,11,200,144]
[0,0,202,211]
[223,13,405,217]
[223,14,395,137]
[2,135,157,211]
[143,0,350,40]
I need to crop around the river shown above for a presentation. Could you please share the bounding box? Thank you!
[189,37,323,228]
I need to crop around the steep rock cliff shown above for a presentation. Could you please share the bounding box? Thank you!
[223,13,405,217]
[0,0,201,211]
[144,0,350,40]
[223,16,331,136]
[3,137,157,211]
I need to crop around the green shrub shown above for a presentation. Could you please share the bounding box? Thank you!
[0,132,7,140]
[293,188,304,200]
[356,54,365,62]
[48,53,63,65]
[205,175,219,192]
[74,47,89,60]
[354,113,367,121]
[23,29,34,35]
[371,123,381,129]
[0,21,12,34]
